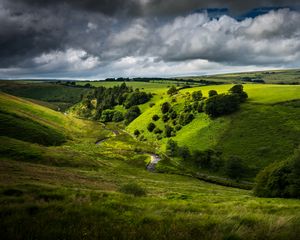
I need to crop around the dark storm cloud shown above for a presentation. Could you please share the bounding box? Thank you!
[0,0,300,78]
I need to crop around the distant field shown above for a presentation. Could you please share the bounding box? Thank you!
[77,81,175,94]
[185,68,300,84]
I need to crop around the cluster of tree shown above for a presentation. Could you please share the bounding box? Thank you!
[203,85,248,118]
[166,139,249,179]
[81,83,150,124]
[99,109,124,123]
[254,147,300,198]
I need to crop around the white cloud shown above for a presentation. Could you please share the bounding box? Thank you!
[34,48,100,71]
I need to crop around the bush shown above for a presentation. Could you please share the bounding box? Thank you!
[175,124,182,131]
[254,147,300,198]
[124,91,152,109]
[229,84,248,102]
[192,90,202,101]
[204,94,240,118]
[179,113,194,125]
[167,86,178,96]
[112,111,124,122]
[178,146,191,160]
[153,128,163,134]
[152,114,160,121]
[147,122,156,132]
[208,90,218,97]
[225,156,247,180]
[170,111,177,119]
[100,109,115,122]
[134,129,140,137]
[166,139,178,156]
[164,125,174,138]
[162,114,170,123]
[124,106,141,125]
[161,102,171,114]
[119,183,146,196]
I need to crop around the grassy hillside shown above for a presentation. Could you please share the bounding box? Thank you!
[127,84,300,179]
[0,86,300,239]
[0,81,91,111]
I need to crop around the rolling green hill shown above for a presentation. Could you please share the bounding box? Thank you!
[0,82,300,239]
[127,84,300,179]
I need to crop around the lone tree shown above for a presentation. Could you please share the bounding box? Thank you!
[167,86,178,96]
[161,102,171,114]
[192,90,202,101]
[147,122,156,132]
[208,90,218,97]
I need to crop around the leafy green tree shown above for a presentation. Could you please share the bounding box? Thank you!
[147,122,156,132]
[208,90,218,97]
[192,90,202,101]
[167,86,178,96]
[100,109,115,122]
[124,106,141,125]
[204,94,240,118]
[134,129,140,137]
[225,156,246,180]
[152,114,160,121]
[164,125,174,138]
[178,146,191,160]
[161,102,171,114]
[229,84,248,102]
[166,139,178,156]
[112,111,124,122]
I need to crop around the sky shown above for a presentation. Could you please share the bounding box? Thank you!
[0,0,300,79]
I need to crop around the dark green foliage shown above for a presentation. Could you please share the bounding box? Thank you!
[225,156,247,180]
[152,114,160,121]
[229,85,248,102]
[119,183,146,196]
[197,101,205,113]
[153,128,163,134]
[179,113,194,126]
[204,94,240,118]
[166,139,178,157]
[124,106,141,125]
[162,114,170,122]
[164,125,174,138]
[112,111,124,122]
[183,104,193,113]
[167,86,178,96]
[170,111,177,120]
[175,125,182,131]
[178,146,191,160]
[208,90,218,97]
[192,90,203,101]
[134,129,140,137]
[147,122,156,132]
[161,102,171,114]
[124,91,152,109]
[100,109,115,122]
[254,148,300,198]
[0,112,66,146]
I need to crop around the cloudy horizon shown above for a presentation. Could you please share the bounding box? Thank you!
[1,0,300,79]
